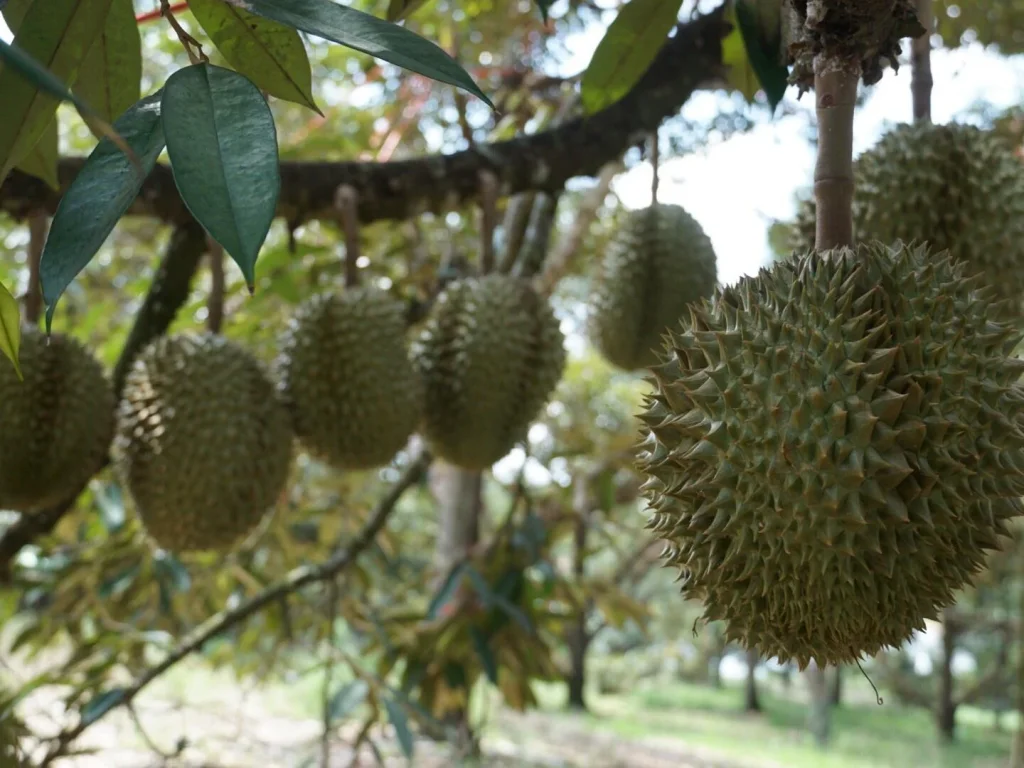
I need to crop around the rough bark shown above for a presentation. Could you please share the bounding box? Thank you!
[937,609,958,743]
[911,0,933,122]
[0,10,728,227]
[744,648,761,712]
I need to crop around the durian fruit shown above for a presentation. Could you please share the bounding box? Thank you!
[276,287,423,470]
[114,333,294,554]
[788,123,1024,310]
[588,203,717,371]
[412,274,566,469]
[637,241,1024,669]
[0,328,115,513]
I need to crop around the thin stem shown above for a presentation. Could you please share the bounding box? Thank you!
[649,132,660,205]
[478,170,498,274]
[812,57,860,251]
[160,0,205,64]
[24,211,47,326]
[206,238,224,334]
[911,0,933,123]
[320,577,339,767]
[335,185,361,289]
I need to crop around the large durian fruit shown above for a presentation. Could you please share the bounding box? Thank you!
[277,287,423,470]
[637,241,1024,668]
[412,274,566,469]
[788,123,1024,309]
[114,333,294,553]
[589,203,717,371]
[0,328,115,512]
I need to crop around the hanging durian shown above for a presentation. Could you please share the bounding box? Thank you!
[637,241,1024,669]
[412,274,566,469]
[0,328,115,512]
[788,122,1024,310]
[114,333,294,553]
[589,203,717,371]
[277,286,423,470]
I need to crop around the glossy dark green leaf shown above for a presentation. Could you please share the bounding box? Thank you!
[383,696,415,759]
[426,561,466,620]
[94,481,125,533]
[328,679,369,722]
[734,0,789,113]
[0,282,22,380]
[226,0,492,107]
[0,0,113,183]
[161,63,279,290]
[40,91,165,332]
[468,627,498,685]
[579,0,684,114]
[190,0,321,114]
[74,0,143,130]
[80,687,126,727]
[154,552,192,593]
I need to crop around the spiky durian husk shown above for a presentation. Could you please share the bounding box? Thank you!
[787,123,1024,312]
[0,329,115,512]
[588,203,718,371]
[637,241,1024,669]
[114,333,294,553]
[412,274,566,469]
[277,287,423,470]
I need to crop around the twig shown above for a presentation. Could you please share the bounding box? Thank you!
[161,0,205,65]
[37,450,431,766]
[335,185,361,288]
[126,703,181,760]
[206,238,225,334]
[24,211,47,326]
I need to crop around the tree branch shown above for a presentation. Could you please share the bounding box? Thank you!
[38,450,432,766]
[0,10,728,227]
[0,219,208,581]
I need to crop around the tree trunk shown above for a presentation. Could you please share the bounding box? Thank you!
[829,666,842,707]
[744,648,761,712]
[937,611,958,743]
[806,662,831,747]
[566,472,595,710]
[431,463,484,758]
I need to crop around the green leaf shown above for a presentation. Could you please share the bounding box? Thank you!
[579,0,684,114]
[189,0,322,115]
[383,696,415,759]
[734,0,789,113]
[161,63,279,290]
[80,687,126,727]
[74,0,143,131]
[94,481,125,533]
[328,679,369,722]
[0,0,114,183]
[40,91,166,332]
[468,626,498,685]
[386,0,432,22]
[0,282,23,381]
[154,552,192,593]
[225,0,492,108]
[426,562,465,620]
[14,113,58,190]
[465,567,532,632]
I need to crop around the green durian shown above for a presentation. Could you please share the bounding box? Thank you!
[637,241,1024,669]
[589,203,717,371]
[277,287,423,470]
[412,274,566,469]
[0,328,115,512]
[788,122,1024,311]
[114,333,294,553]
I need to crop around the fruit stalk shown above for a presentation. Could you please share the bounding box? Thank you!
[911,0,933,122]
[813,57,860,250]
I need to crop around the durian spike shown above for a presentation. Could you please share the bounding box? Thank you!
[478,169,499,274]
[206,236,225,334]
[334,184,361,289]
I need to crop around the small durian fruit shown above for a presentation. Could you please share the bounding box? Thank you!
[114,333,294,554]
[589,203,717,371]
[0,328,115,512]
[412,274,566,470]
[277,287,423,470]
[787,122,1024,312]
[637,241,1024,669]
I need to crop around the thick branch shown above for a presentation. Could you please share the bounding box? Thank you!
[0,10,728,227]
[39,450,432,766]
[0,220,208,581]
[813,58,860,251]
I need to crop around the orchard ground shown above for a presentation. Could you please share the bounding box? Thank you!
[14,654,1012,767]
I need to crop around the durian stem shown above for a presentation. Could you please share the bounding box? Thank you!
[24,210,47,326]
[812,58,860,251]
[497,192,537,273]
[335,185,361,288]
[911,0,933,123]
[206,237,225,334]
[512,192,559,279]
[649,131,660,205]
[478,170,499,274]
